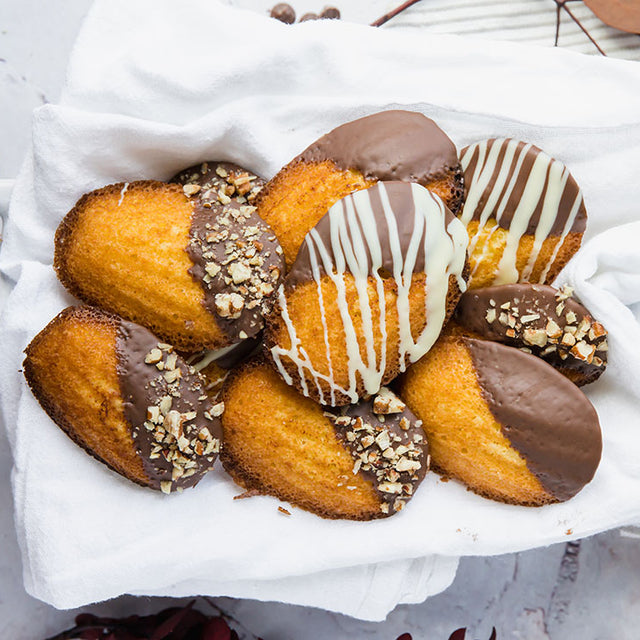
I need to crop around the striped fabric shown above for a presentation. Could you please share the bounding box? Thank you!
[384,0,640,61]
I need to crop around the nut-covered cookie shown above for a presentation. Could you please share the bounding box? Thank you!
[459,139,586,288]
[23,306,223,493]
[398,335,602,505]
[55,166,283,351]
[221,360,429,520]
[454,283,608,386]
[266,181,469,406]
[258,110,464,265]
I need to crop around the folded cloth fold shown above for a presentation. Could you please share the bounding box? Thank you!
[1,0,640,618]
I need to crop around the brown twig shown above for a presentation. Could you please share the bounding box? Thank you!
[554,0,607,55]
[370,0,423,27]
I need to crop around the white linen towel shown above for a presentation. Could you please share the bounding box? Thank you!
[1,0,640,619]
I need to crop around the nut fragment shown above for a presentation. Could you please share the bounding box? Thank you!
[145,348,163,364]
[183,183,201,197]
[373,387,406,415]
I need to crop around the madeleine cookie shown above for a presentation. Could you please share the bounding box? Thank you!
[221,360,429,519]
[55,170,283,351]
[454,283,608,385]
[23,306,223,493]
[258,110,464,265]
[459,139,587,288]
[266,181,469,406]
[398,336,602,505]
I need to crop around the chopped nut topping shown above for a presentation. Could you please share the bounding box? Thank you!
[372,387,406,415]
[183,183,201,197]
[228,261,252,284]
[179,163,283,342]
[134,339,222,492]
[327,400,427,515]
[209,401,225,417]
[545,319,562,339]
[523,328,547,347]
[145,348,163,364]
[147,405,161,424]
[478,288,607,373]
[571,341,596,363]
[214,292,245,318]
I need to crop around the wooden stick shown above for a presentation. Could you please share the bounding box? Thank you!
[555,0,607,55]
[370,0,424,27]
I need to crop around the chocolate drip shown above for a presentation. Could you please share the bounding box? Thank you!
[116,320,222,492]
[465,338,602,501]
[455,284,608,384]
[461,139,587,236]
[287,181,457,289]
[299,110,460,186]
[325,389,429,515]
[172,162,285,343]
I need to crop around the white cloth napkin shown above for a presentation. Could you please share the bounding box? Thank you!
[2,0,640,619]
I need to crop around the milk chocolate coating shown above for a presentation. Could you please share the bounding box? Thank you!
[455,284,608,385]
[116,320,222,491]
[326,391,429,513]
[287,181,457,289]
[299,110,461,196]
[466,338,602,501]
[461,139,587,235]
[172,162,285,343]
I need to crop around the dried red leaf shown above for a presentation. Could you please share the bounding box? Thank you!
[44,603,241,640]
[201,617,232,640]
[448,629,467,640]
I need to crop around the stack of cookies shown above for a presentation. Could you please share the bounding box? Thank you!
[24,110,605,519]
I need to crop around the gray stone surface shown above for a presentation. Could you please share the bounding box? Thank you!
[1,1,639,638]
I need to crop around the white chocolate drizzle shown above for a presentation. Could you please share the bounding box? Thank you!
[117,182,129,207]
[270,182,469,405]
[460,138,585,285]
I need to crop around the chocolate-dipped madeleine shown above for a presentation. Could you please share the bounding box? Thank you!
[454,283,608,385]
[54,165,284,351]
[221,360,428,519]
[23,306,223,493]
[265,181,469,406]
[258,110,464,265]
[459,139,586,289]
[398,335,602,505]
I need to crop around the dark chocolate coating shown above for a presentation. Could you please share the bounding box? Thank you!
[455,284,608,385]
[325,390,429,514]
[172,162,285,343]
[116,320,222,491]
[286,181,457,289]
[461,139,587,236]
[466,338,602,501]
[299,110,461,190]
